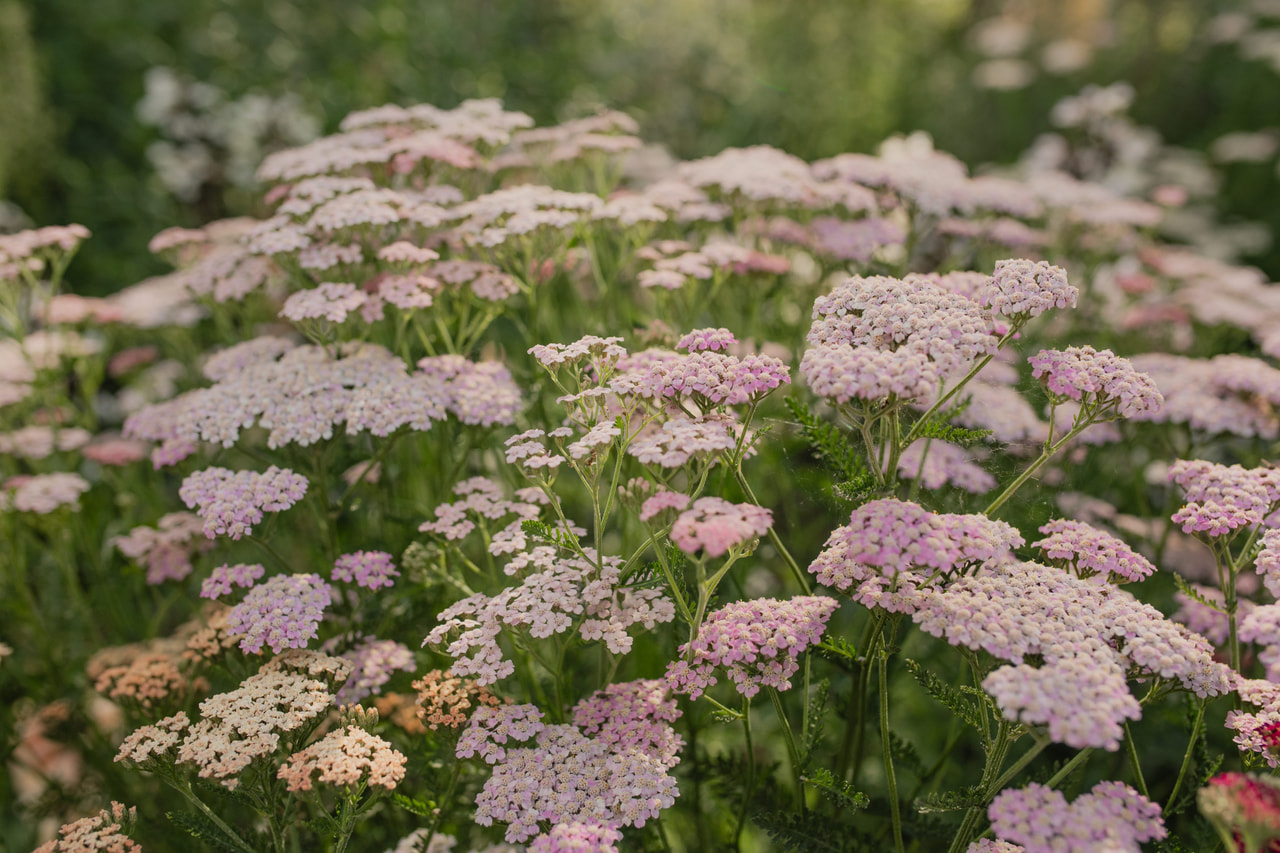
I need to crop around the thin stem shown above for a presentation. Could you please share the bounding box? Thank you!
[1165,698,1206,813]
[879,649,905,853]
[769,687,807,815]
[1123,722,1149,798]
[735,696,756,848]
[733,465,811,594]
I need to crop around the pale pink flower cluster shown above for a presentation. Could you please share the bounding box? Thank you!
[418,476,543,543]
[528,823,623,853]
[1257,528,1280,597]
[331,550,399,589]
[92,653,189,713]
[224,573,333,654]
[665,596,837,699]
[179,466,308,540]
[456,703,546,763]
[1168,459,1280,537]
[113,512,211,584]
[801,344,939,406]
[31,802,140,853]
[200,563,265,599]
[1032,518,1155,582]
[669,497,772,558]
[335,637,416,705]
[638,489,691,522]
[1129,353,1280,438]
[376,241,439,265]
[473,722,678,842]
[987,781,1166,853]
[1027,346,1162,418]
[416,355,524,427]
[1198,772,1280,851]
[1226,679,1280,768]
[0,425,91,458]
[628,414,744,469]
[980,258,1078,319]
[613,348,790,409]
[5,472,91,514]
[913,560,1232,748]
[529,335,627,370]
[676,327,737,353]
[425,551,674,684]
[279,281,369,324]
[572,680,684,768]
[82,437,150,467]
[0,223,90,265]
[277,725,407,792]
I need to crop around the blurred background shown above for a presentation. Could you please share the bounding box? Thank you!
[2,0,1280,294]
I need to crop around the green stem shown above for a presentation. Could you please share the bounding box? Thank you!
[733,465,811,594]
[1123,722,1149,798]
[769,687,807,815]
[1165,699,1206,813]
[735,696,756,848]
[880,649,905,853]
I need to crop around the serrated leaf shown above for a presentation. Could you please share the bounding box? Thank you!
[786,396,868,482]
[803,767,870,814]
[1170,574,1223,613]
[815,636,860,668]
[712,709,743,723]
[754,810,864,852]
[802,679,831,769]
[903,658,987,733]
[833,473,878,506]
[889,732,926,779]
[393,793,436,817]
[166,810,257,853]
[520,518,581,549]
[913,785,985,814]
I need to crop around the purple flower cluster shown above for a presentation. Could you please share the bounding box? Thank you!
[1027,346,1162,419]
[1032,518,1155,582]
[628,414,744,469]
[613,348,790,409]
[472,722,678,842]
[456,703,547,764]
[982,656,1139,749]
[279,282,368,324]
[418,476,543,547]
[676,327,737,353]
[572,679,684,768]
[669,497,773,558]
[1169,459,1280,537]
[113,512,211,584]
[1129,353,1280,438]
[1258,528,1280,597]
[800,343,939,406]
[225,573,333,654]
[895,440,995,494]
[331,550,399,589]
[980,258,1078,319]
[334,637,415,705]
[528,823,622,853]
[665,596,837,699]
[179,466,308,540]
[200,563,265,599]
[987,781,1166,853]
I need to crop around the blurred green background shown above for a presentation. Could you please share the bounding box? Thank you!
[3,0,1280,293]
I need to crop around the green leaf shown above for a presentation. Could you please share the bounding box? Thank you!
[815,636,860,668]
[1170,574,1223,613]
[803,767,870,814]
[903,658,987,733]
[166,810,257,853]
[520,518,581,549]
[393,793,436,817]
[888,732,926,779]
[913,785,985,814]
[910,420,993,447]
[832,472,879,506]
[801,679,831,769]
[786,396,868,482]
[754,810,867,852]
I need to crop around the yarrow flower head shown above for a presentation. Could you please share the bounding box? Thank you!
[331,550,399,589]
[670,497,772,558]
[1198,772,1280,853]
[225,573,333,654]
[665,596,837,699]
[200,563,266,598]
[31,802,140,853]
[179,466,308,539]
[988,781,1166,853]
[1169,460,1280,538]
[1027,346,1163,419]
[572,679,684,768]
[1032,519,1155,583]
[114,512,211,584]
[335,637,416,704]
[279,282,368,324]
[528,824,623,853]
[413,668,504,730]
[981,258,1078,320]
[676,327,737,353]
[277,725,407,792]
[5,472,90,513]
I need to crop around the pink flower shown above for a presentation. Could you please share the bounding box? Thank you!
[670,497,772,557]
[331,550,399,589]
[225,573,333,654]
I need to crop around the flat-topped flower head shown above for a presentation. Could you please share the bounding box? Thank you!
[456,703,546,764]
[983,655,1139,749]
[277,725,407,792]
[677,327,737,353]
[528,824,623,853]
[1032,519,1155,582]
[179,466,308,540]
[670,497,772,557]
[666,596,837,699]
[332,550,399,589]
[528,335,627,370]
[572,680,684,768]
[1169,460,1280,538]
[1199,772,1280,853]
[1258,528,1280,597]
[988,781,1166,853]
[982,258,1078,320]
[837,498,1022,576]
[200,563,266,599]
[615,349,790,409]
[413,668,504,730]
[801,343,940,406]
[225,573,332,654]
[6,472,90,513]
[114,512,211,584]
[1028,346,1162,419]
[335,637,415,704]
[32,802,140,853]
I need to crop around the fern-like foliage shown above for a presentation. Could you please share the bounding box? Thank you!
[913,784,985,814]
[909,395,993,447]
[1170,574,1224,613]
[889,731,927,779]
[166,810,258,853]
[815,636,860,672]
[520,518,582,550]
[803,767,870,814]
[786,396,868,481]
[802,679,831,770]
[754,810,872,853]
[393,793,436,817]
[903,658,989,734]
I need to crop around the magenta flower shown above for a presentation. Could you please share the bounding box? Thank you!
[331,550,399,589]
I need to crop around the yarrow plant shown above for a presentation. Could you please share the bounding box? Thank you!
[9,86,1280,853]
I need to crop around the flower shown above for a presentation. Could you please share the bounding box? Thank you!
[669,497,772,558]
[1199,772,1280,853]
[1027,346,1162,419]
[224,574,333,654]
[665,596,837,699]
[114,513,211,584]
[1032,519,1155,582]
[31,802,140,853]
[200,563,265,598]
[277,725,407,792]
[6,473,90,513]
[331,550,399,590]
[335,637,415,705]
[988,781,1165,852]
[179,466,308,540]
[981,258,1078,319]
